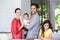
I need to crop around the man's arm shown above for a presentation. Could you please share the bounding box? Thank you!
[26,16,39,30]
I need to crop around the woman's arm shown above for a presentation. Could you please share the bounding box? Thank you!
[18,21,23,31]
[12,20,18,34]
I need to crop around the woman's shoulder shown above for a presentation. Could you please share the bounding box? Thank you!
[12,18,17,22]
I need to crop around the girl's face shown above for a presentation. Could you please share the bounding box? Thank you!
[24,15,28,20]
[16,10,21,17]
[44,23,49,30]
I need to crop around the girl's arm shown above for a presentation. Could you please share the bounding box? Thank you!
[38,29,44,40]
[45,29,52,40]
[38,34,44,40]
[39,35,52,40]
[44,33,52,40]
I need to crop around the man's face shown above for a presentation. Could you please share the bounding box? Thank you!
[31,5,37,14]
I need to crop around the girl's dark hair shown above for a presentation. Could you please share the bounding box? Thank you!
[41,20,52,37]
[15,8,21,13]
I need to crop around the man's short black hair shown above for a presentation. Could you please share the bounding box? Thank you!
[31,3,38,8]
[15,8,21,13]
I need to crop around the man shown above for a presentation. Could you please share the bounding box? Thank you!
[25,3,40,39]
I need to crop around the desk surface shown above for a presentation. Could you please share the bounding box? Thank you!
[0,32,11,33]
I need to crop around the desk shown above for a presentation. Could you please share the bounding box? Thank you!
[0,32,12,40]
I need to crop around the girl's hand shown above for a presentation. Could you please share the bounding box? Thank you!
[44,39,46,40]
[24,25,27,27]
[23,31,27,35]
[23,24,27,28]
[43,38,49,40]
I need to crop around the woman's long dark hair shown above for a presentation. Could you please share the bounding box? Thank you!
[41,20,52,37]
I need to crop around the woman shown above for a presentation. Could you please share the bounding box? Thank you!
[39,20,52,40]
[11,8,23,39]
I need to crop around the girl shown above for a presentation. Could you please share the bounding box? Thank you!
[39,20,52,40]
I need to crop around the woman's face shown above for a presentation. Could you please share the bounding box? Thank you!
[16,10,21,17]
[44,23,49,30]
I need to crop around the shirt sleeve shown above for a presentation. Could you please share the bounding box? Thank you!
[12,20,18,34]
[26,16,39,30]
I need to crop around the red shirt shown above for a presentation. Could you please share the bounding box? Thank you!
[11,18,22,39]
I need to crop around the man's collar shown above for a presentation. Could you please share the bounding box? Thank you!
[32,12,38,15]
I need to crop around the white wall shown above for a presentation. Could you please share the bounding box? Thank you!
[0,0,30,32]
[21,0,31,18]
